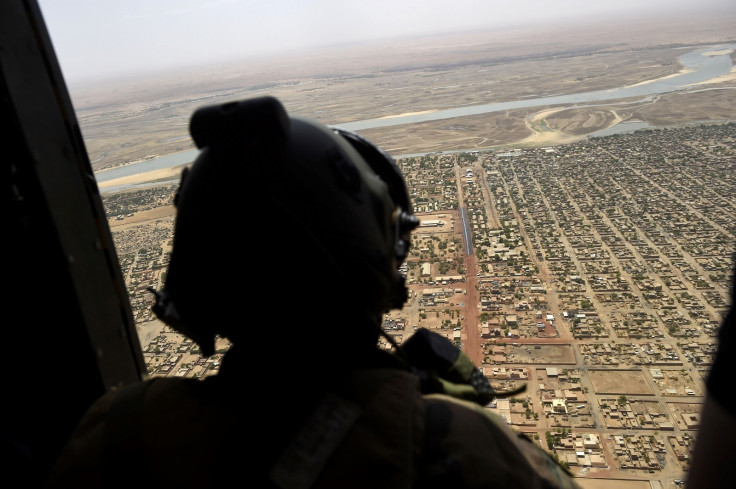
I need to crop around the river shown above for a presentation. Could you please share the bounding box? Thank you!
[95,43,735,190]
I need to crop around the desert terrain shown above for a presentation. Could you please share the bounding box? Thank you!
[93,12,735,489]
[78,12,736,177]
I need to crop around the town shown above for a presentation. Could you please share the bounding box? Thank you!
[103,121,735,487]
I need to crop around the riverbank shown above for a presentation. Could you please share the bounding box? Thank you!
[94,41,736,192]
[97,164,186,191]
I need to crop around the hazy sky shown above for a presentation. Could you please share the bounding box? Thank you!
[38,0,733,83]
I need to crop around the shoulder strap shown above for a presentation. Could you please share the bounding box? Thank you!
[270,368,421,489]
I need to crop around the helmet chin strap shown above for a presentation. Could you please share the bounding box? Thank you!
[147,286,216,357]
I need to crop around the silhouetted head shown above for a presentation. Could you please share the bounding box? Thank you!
[152,96,418,356]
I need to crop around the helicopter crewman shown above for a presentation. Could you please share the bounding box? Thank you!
[45,96,581,489]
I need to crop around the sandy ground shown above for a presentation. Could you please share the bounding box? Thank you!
[576,479,651,489]
[629,67,696,87]
[97,166,184,189]
[378,110,438,120]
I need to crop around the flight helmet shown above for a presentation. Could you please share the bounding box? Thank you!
[151,96,419,356]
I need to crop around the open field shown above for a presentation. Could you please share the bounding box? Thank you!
[507,344,577,364]
[577,480,651,489]
[589,370,654,396]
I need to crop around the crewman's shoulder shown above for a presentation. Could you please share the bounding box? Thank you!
[419,393,582,489]
[421,392,509,430]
